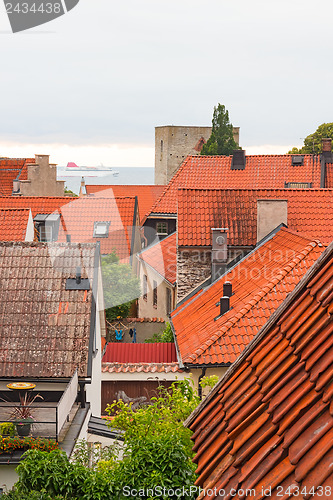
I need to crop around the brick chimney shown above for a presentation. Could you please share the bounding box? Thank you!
[322,138,332,153]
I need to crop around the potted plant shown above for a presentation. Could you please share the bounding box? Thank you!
[9,392,43,437]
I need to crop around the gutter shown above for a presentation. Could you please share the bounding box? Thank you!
[87,242,100,379]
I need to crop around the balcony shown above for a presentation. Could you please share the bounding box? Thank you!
[0,371,81,444]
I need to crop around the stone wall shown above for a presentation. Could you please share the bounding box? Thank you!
[177,246,250,302]
[155,126,212,185]
[155,125,240,185]
[177,248,212,302]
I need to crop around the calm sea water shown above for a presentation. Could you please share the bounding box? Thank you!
[57,167,154,194]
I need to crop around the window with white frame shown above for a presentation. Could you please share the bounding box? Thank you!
[156,221,168,236]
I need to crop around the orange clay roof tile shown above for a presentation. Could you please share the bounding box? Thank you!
[171,227,324,366]
[149,154,326,216]
[185,241,333,498]
[57,196,137,258]
[85,185,166,222]
[137,232,176,284]
[0,158,34,195]
[0,195,137,258]
[0,208,30,240]
[0,195,73,217]
[177,188,333,246]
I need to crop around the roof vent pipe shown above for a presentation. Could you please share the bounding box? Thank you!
[220,296,230,316]
[76,266,82,284]
[223,282,232,297]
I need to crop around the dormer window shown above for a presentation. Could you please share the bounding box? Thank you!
[34,214,60,242]
[93,221,110,238]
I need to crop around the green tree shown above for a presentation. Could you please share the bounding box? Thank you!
[288,123,333,154]
[201,103,239,156]
[101,251,141,322]
[144,322,174,343]
[104,379,200,498]
[7,380,200,499]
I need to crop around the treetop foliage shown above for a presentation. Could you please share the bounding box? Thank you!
[201,103,239,156]
[288,122,333,154]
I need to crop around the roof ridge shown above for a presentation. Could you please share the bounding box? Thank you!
[177,187,333,193]
[185,238,322,364]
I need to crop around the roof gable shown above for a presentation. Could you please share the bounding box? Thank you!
[186,241,333,495]
[137,232,177,284]
[171,227,325,365]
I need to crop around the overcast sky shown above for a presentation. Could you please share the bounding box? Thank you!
[1,0,332,166]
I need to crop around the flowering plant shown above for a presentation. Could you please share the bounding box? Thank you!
[0,436,58,454]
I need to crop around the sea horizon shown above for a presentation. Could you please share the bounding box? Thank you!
[57,166,154,194]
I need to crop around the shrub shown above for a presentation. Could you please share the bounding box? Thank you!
[145,322,174,343]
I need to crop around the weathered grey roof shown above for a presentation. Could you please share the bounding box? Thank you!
[0,241,97,379]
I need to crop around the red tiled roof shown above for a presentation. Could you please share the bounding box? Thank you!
[0,158,34,195]
[102,342,179,373]
[171,227,325,365]
[0,241,97,378]
[178,188,333,246]
[186,240,333,496]
[0,196,137,258]
[149,154,324,216]
[85,185,166,222]
[137,232,177,284]
[0,209,30,241]
[57,196,137,258]
[103,342,177,363]
[326,162,333,188]
[0,196,72,218]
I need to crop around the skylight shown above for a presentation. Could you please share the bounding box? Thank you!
[93,221,110,238]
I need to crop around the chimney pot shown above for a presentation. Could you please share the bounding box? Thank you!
[223,282,232,297]
[220,296,230,316]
